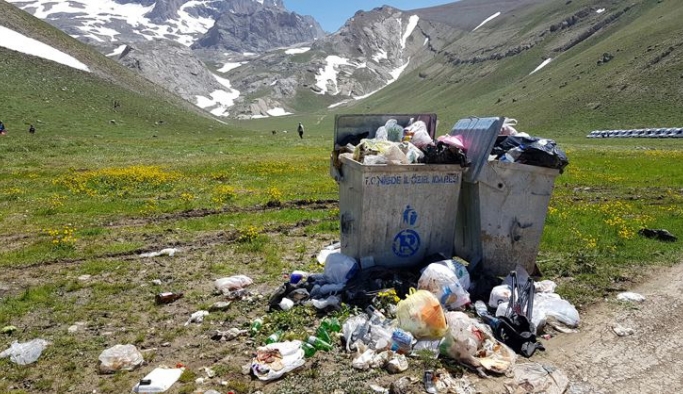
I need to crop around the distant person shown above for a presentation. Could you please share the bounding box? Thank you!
[0,121,6,135]
[297,122,304,139]
[28,124,36,134]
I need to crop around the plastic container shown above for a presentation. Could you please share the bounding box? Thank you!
[332,114,463,268]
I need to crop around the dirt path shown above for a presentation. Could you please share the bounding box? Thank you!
[530,262,683,393]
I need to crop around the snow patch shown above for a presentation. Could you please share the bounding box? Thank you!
[530,58,552,75]
[0,25,90,72]
[266,108,292,117]
[285,47,310,55]
[423,37,429,46]
[195,75,240,117]
[315,56,351,95]
[330,59,411,107]
[401,15,419,49]
[596,8,606,14]
[217,62,244,73]
[372,49,388,63]
[107,44,127,57]
[473,12,501,31]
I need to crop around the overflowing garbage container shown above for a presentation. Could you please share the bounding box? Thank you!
[331,114,467,268]
[450,117,568,277]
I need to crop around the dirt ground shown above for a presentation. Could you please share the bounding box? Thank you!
[477,261,683,394]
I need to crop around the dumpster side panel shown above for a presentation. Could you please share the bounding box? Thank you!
[339,157,462,268]
[456,160,559,276]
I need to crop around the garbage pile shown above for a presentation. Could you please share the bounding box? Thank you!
[254,244,580,385]
[332,116,568,173]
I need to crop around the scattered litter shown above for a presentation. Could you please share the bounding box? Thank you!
[497,292,580,334]
[211,327,247,341]
[215,275,253,294]
[184,310,209,326]
[1,325,17,335]
[440,311,516,375]
[140,248,179,258]
[534,280,557,294]
[611,323,635,337]
[98,344,144,374]
[638,228,677,242]
[418,263,470,310]
[396,290,448,340]
[505,363,569,394]
[617,292,645,303]
[432,370,477,394]
[151,279,162,285]
[369,383,389,394]
[384,353,408,374]
[323,253,358,284]
[316,242,341,264]
[411,339,441,359]
[307,295,341,310]
[0,339,50,365]
[203,366,216,378]
[209,301,232,312]
[132,366,183,393]
[489,284,512,308]
[390,376,413,394]
[250,340,305,381]
[278,297,294,311]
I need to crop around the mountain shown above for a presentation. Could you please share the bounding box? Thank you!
[5,0,683,135]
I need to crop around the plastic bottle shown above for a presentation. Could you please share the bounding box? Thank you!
[315,326,331,343]
[307,335,332,351]
[301,341,317,358]
[265,330,283,344]
[289,270,308,285]
[390,328,414,355]
[154,292,184,305]
[250,318,263,337]
[320,317,342,333]
[365,305,386,325]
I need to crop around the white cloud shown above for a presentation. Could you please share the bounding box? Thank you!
[0,25,90,72]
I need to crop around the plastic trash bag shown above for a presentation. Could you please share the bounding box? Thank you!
[98,344,144,374]
[0,339,50,365]
[489,284,512,309]
[616,292,645,302]
[434,258,471,291]
[439,312,516,374]
[504,363,569,394]
[491,136,569,173]
[324,253,358,284]
[316,242,341,264]
[405,121,431,148]
[398,142,424,163]
[499,118,519,136]
[343,314,370,351]
[418,263,470,310]
[396,289,448,339]
[498,292,579,334]
[375,126,388,141]
[215,275,253,294]
[385,119,404,142]
[251,340,305,381]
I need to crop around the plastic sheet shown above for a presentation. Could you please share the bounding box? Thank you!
[0,339,50,365]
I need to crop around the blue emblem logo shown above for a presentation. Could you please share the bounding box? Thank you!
[392,229,421,258]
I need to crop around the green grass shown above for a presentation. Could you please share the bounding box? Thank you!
[0,1,682,392]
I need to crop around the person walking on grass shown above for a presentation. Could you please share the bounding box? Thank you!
[29,124,35,134]
[0,121,6,135]
[297,122,304,139]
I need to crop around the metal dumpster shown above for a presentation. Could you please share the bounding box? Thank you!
[450,117,561,276]
[333,114,464,269]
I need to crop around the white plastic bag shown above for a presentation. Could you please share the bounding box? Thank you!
[418,263,470,310]
[323,253,358,284]
[410,123,433,148]
[0,339,50,365]
[98,344,144,374]
[375,126,388,140]
[489,284,512,308]
[530,293,580,334]
[435,259,471,291]
[214,275,253,294]
[397,142,424,163]
[251,340,305,381]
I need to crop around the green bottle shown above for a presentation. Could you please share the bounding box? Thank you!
[315,326,331,343]
[301,341,317,358]
[250,318,263,337]
[320,317,342,333]
[307,335,332,351]
[266,330,283,344]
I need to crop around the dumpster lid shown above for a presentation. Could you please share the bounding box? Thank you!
[333,113,437,148]
[449,116,504,183]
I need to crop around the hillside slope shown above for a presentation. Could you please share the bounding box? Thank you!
[0,2,221,137]
[338,0,683,138]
